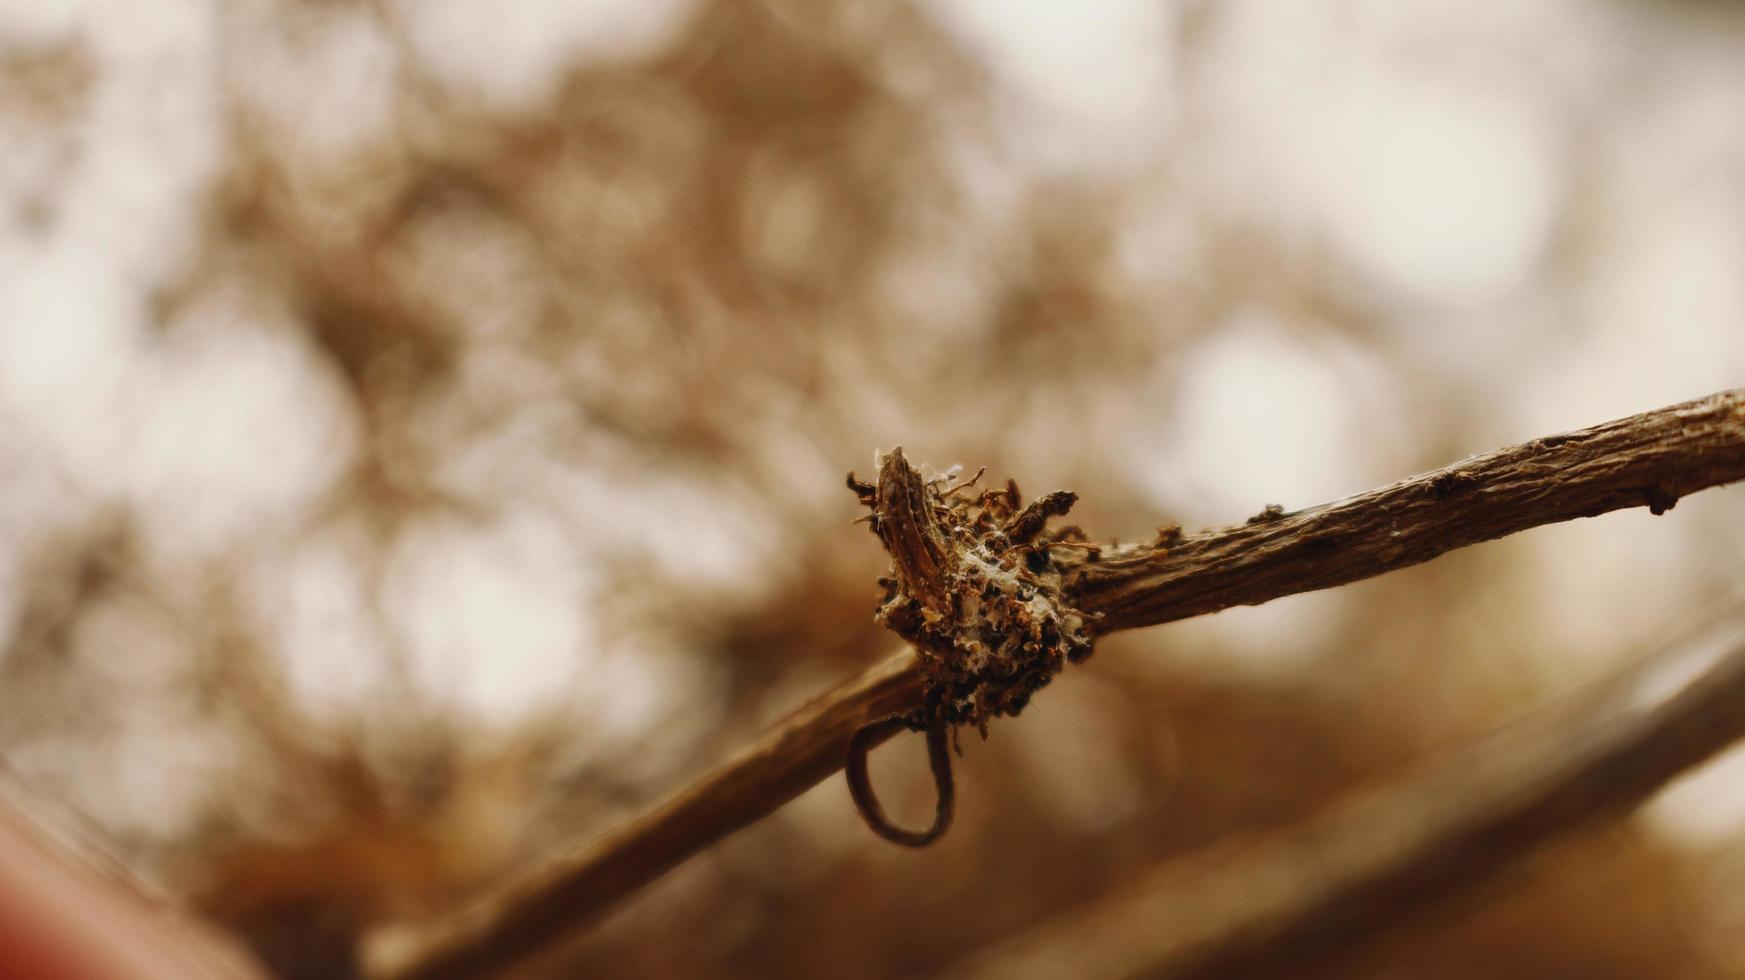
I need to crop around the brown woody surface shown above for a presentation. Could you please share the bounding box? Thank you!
[1069,387,1745,630]
[393,388,1745,980]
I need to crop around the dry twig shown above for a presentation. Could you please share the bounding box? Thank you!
[391,388,1745,980]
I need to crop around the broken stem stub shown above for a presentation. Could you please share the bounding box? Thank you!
[845,448,1096,845]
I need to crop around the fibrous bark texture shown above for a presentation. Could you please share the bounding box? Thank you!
[1067,389,1745,631]
[391,388,1745,980]
[859,448,1091,734]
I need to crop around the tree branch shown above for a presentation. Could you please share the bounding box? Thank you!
[385,651,925,980]
[1069,388,1745,630]
[944,595,1745,980]
[389,388,1745,980]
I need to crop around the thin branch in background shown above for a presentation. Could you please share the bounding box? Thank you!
[943,595,1745,980]
[387,389,1745,980]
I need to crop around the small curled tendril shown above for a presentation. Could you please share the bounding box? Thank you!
[844,717,954,847]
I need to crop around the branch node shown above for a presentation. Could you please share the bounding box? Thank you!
[848,449,1094,843]
[1645,484,1679,515]
[1246,503,1287,524]
[1153,523,1183,547]
[1429,468,1478,498]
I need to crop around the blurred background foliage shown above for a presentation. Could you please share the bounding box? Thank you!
[2,0,1744,977]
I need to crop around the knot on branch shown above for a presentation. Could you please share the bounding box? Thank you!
[852,448,1095,734]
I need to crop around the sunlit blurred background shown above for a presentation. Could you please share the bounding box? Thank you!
[2,0,1744,977]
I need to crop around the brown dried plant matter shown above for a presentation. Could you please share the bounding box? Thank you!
[392,388,1745,980]
[855,448,1092,734]
[844,448,1092,845]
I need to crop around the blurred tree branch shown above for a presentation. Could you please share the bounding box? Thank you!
[944,595,1745,980]
[392,388,1745,980]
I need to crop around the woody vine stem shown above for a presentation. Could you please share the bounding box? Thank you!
[394,388,1745,980]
